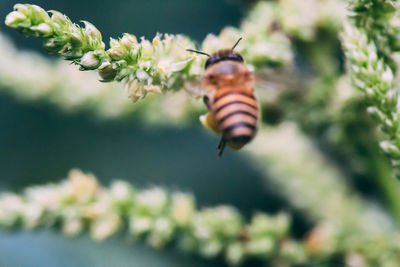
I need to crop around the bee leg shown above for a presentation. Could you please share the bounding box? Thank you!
[217,137,227,157]
[203,95,211,109]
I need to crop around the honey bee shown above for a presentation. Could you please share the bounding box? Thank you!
[187,38,259,156]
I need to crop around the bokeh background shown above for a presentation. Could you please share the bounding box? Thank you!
[0,1,300,266]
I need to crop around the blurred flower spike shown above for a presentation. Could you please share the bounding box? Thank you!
[4,2,295,102]
[0,169,305,266]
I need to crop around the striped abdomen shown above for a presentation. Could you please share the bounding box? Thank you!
[211,87,259,149]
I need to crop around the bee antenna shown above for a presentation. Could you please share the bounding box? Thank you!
[186,49,211,57]
[231,37,243,50]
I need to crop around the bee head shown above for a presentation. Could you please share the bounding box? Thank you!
[186,37,244,69]
[205,50,244,69]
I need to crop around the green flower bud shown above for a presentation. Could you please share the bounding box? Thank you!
[5,11,29,28]
[80,51,101,70]
[30,23,53,37]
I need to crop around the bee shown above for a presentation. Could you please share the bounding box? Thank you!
[187,38,259,156]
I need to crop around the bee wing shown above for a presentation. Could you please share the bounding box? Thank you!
[183,77,208,99]
[254,67,303,103]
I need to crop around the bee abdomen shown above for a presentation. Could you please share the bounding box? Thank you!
[212,90,258,148]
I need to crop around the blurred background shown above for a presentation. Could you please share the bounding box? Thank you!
[0,1,297,266]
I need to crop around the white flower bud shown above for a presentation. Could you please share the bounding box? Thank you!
[5,11,27,27]
[152,34,161,47]
[63,218,83,236]
[82,21,102,41]
[153,217,173,236]
[80,51,101,70]
[31,23,53,36]
[110,180,132,202]
[126,79,144,102]
[380,141,400,157]
[69,32,84,47]
[382,67,394,83]
[31,4,50,22]
[171,193,194,226]
[365,88,375,98]
[50,11,68,26]
[90,215,120,240]
[136,70,150,81]
[140,38,154,58]
[351,65,360,73]
[107,47,125,60]
[98,61,117,82]
[136,188,167,214]
[386,90,398,109]
[130,217,152,236]
[143,85,160,94]
[200,239,223,258]
[226,243,244,265]
[246,238,275,256]
[13,4,30,15]
[121,33,137,48]
[367,43,377,62]
[353,78,365,88]
[22,203,43,229]
[367,107,385,122]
